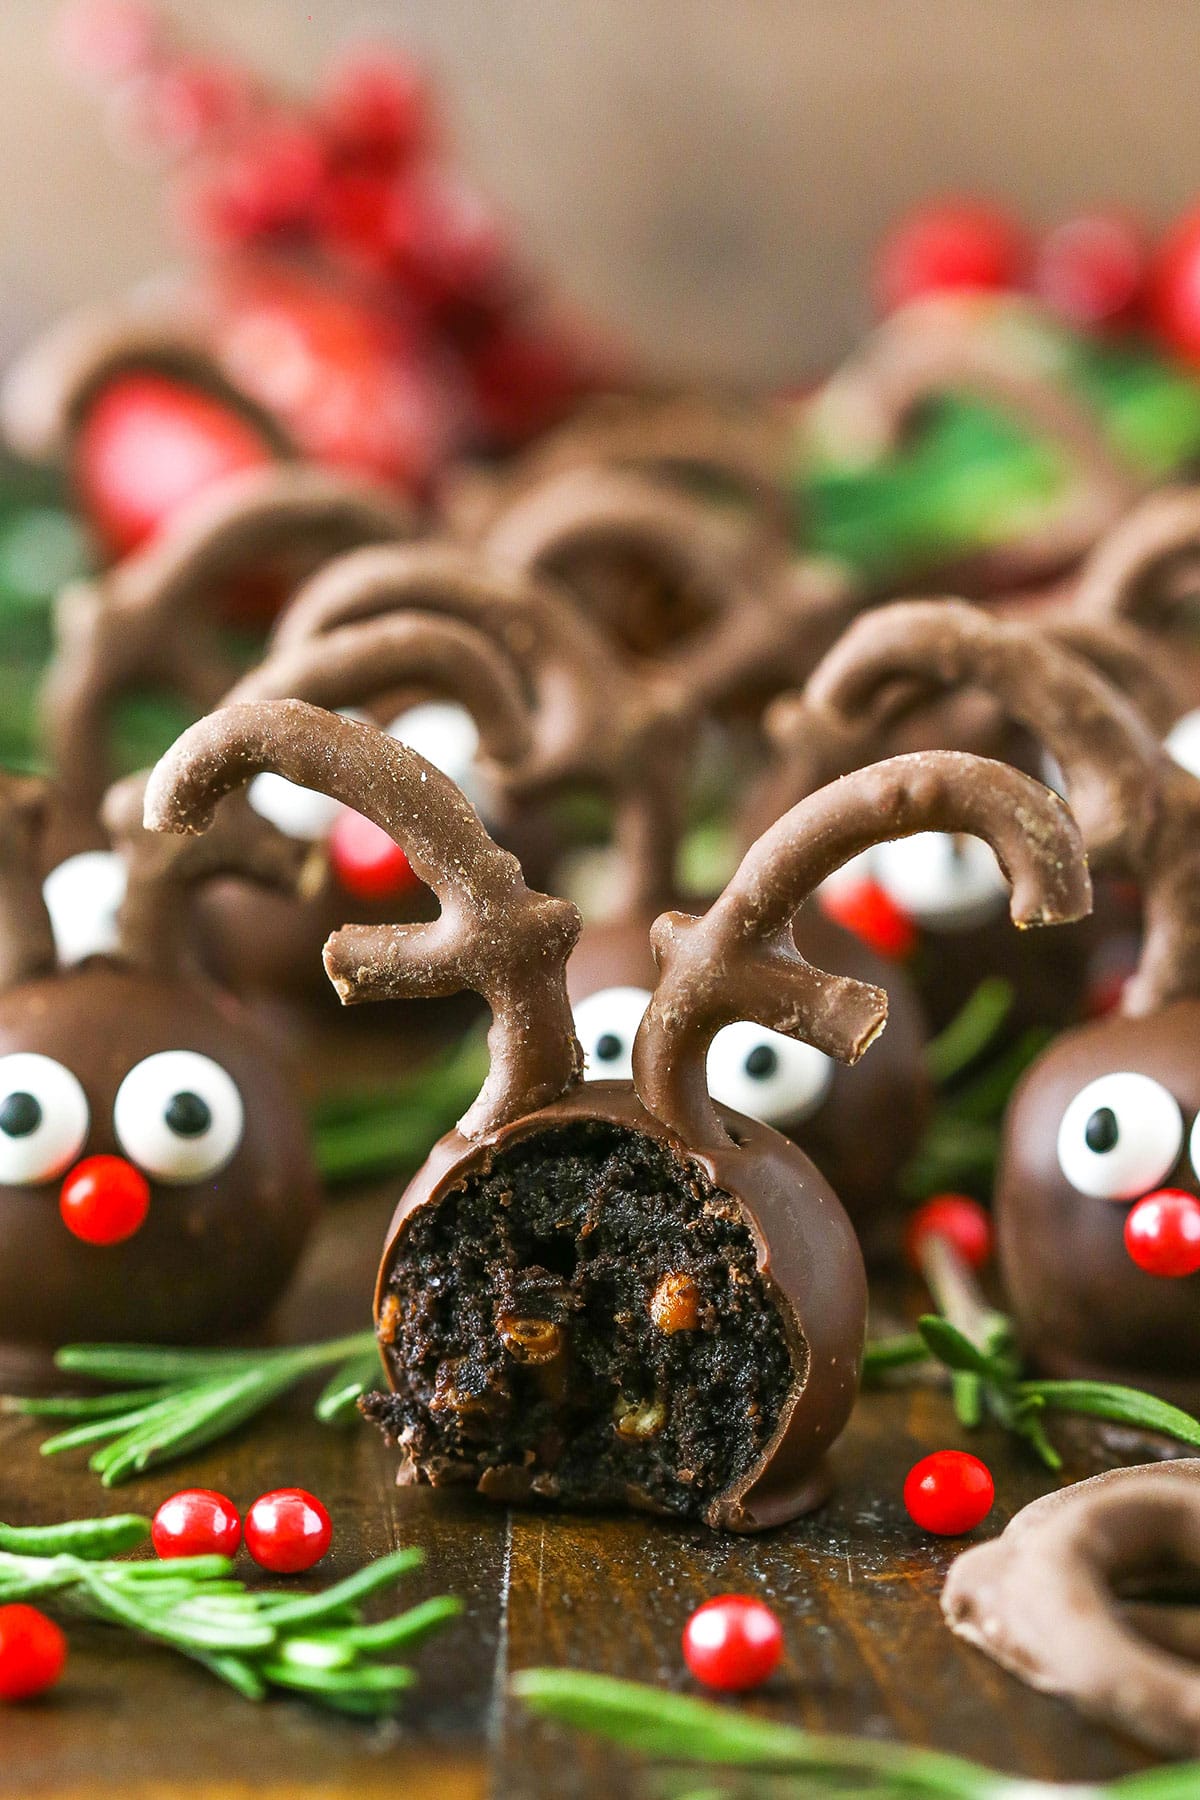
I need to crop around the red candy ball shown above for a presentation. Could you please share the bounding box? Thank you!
[76,373,273,558]
[152,1490,242,1561]
[244,1489,332,1574]
[60,1156,151,1246]
[681,1595,783,1692]
[904,1194,993,1273]
[328,807,422,903]
[874,200,1029,315]
[1124,1190,1200,1278]
[0,1605,68,1703]
[1034,212,1147,331]
[904,1450,995,1536]
[1152,209,1200,364]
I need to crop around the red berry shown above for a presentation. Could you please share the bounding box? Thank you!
[1124,1190,1200,1278]
[904,1450,995,1536]
[905,1194,993,1273]
[1035,213,1147,331]
[874,200,1030,314]
[180,117,326,249]
[328,807,422,903]
[819,876,917,961]
[381,165,508,311]
[0,1605,68,1703]
[75,372,274,558]
[244,1489,332,1574]
[54,0,158,89]
[152,1490,242,1561]
[122,59,255,158]
[60,1155,151,1246]
[467,319,591,445]
[320,50,435,168]
[681,1595,783,1692]
[1152,209,1200,364]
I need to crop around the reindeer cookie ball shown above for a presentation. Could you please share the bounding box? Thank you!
[148,710,1089,1531]
[0,767,318,1372]
[952,617,1200,1401]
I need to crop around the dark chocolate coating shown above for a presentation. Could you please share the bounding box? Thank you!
[997,1001,1200,1406]
[0,959,318,1352]
[373,1079,867,1532]
[565,910,929,1260]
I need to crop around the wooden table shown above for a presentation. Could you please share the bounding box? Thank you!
[0,1183,1164,1799]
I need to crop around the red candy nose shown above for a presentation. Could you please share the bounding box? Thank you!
[1124,1190,1200,1278]
[819,877,918,961]
[328,807,422,903]
[60,1155,151,1246]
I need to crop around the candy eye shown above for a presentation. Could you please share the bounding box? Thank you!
[43,851,127,966]
[0,1053,89,1185]
[1057,1072,1183,1199]
[572,987,652,1081]
[873,833,1008,930]
[1166,709,1200,779]
[248,772,342,842]
[113,1052,244,1184]
[386,702,485,810]
[248,708,367,840]
[706,1022,833,1128]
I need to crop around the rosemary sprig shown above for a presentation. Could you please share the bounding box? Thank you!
[2,1331,381,1485]
[310,1030,490,1184]
[514,1668,1200,1797]
[0,1516,459,1715]
[864,1234,1200,1469]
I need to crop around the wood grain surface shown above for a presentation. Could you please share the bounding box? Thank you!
[0,1181,1171,1798]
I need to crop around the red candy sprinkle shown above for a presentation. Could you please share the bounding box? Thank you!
[874,200,1029,315]
[904,1194,993,1273]
[244,1489,332,1574]
[819,876,917,961]
[328,807,422,903]
[0,1605,68,1703]
[682,1594,783,1692]
[904,1450,995,1536]
[152,1490,242,1561]
[1034,212,1147,332]
[75,373,273,557]
[1124,1190,1200,1278]
[59,1156,151,1246]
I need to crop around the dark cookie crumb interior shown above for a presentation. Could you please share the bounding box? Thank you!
[364,1120,800,1522]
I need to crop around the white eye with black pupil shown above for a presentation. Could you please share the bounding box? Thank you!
[1166,709,1200,780]
[248,708,367,840]
[706,1022,833,1128]
[0,1053,89,1184]
[113,1052,244,1184]
[572,987,652,1082]
[387,702,486,810]
[1056,1072,1183,1200]
[43,851,127,966]
[873,832,1008,930]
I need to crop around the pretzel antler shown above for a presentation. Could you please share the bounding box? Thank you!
[1072,485,1200,627]
[103,771,308,978]
[801,600,1162,864]
[0,773,57,992]
[144,702,583,1136]
[0,309,294,468]
[808,294,1140,586]
[449,391,795,542]
[633,751,1091,1149]
[272,541,692,917]
[480,461,855,712]
[43,465,414,822]
[224,614,531,770]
